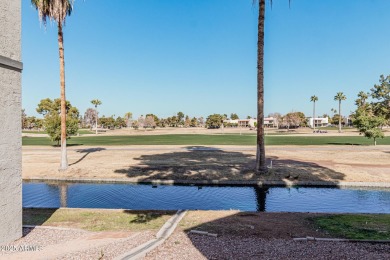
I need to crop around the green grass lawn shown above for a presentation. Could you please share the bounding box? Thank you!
[23,208,175,231]
[22,134,389,146]
[77,129,95,134]
[310,214,390,240]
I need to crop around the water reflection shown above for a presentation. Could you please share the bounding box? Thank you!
[254,187,268,211]
[59,184,68,208]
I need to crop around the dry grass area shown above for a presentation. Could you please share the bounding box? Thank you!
[23,145,390,183]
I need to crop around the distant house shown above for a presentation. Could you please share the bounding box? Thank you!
[238,119,256,127]
[224,117,277,128]
[307,117,329,128]
[264,117,277,128]
[224,119,254,127]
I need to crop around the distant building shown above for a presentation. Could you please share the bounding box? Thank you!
[224,119,254,127]
[307,117,329,128]
[224,117,277,128]
[344,117,353,127]
[264,117,277,128]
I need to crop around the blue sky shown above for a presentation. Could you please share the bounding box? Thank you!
[22,0,390,119]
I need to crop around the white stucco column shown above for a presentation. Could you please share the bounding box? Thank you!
[0,0,22,244]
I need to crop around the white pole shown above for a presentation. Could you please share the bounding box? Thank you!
[95,105,98,135]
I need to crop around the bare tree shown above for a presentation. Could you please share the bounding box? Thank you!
[144,115,156,129]
[138,115,145,129]
[124,112,133,128]
[184,115,191,128]
[84,108,96,129]
[268,112,281,128]
[281,112,302,130]
[198,117,205,127]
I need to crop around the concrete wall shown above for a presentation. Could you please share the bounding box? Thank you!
[0,0,22,244]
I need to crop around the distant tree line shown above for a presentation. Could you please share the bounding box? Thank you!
[205,112,309,129]
[80,111,206,130]
[22,109,44,130]
[23,106,312,134]
[26,91,388,146]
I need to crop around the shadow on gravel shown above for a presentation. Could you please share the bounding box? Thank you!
[182,211,328,240]
[177,211,390,259]
[113,146,345,184]
[22,208,58,237]
[180,211,322,258]
[69,147,106,166]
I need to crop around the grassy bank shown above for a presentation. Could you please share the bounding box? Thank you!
[23,208,175,231]
[311,214,390,240]
[23,209,390,240]
[22,134,389,146]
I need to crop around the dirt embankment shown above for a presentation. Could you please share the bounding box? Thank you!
[22,145,390,184]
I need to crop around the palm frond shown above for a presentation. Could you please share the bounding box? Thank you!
[31,0,74,25]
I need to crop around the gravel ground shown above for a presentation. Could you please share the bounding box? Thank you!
[145,231,390,259]
[56,231,154,260]
[0,227,87,257]
[2,216,389,259]
[0,227,154,259]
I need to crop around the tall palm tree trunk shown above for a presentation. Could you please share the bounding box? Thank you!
[256,0,267,173]
[313,101,316,131]
[95,105,98,135]
[338,100,341,133]
[58,22,68,170]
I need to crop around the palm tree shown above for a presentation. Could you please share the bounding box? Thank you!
[334,92,347,133]
[355,91,368,107]
[31,0,74,171]
[310,95,318,131]
[91,99,102,134]
[255,0,267,173]
[255,0,290,173]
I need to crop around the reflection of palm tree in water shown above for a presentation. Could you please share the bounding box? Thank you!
[60,184,68,208]
[254,187,269,211]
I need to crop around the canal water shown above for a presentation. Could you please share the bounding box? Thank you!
[23,181,390,213]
